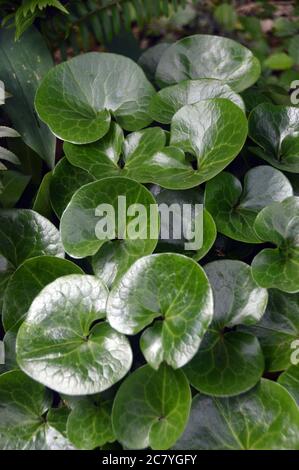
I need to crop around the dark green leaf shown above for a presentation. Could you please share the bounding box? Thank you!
[138,43,171,81]
[3,256,83,332]
[0,209,64,269]
[252,197,299,292]
[278,366,299,405]
[184,260,267,396]
[112,364,191,450]
[33,171,53,219]
[174,379,299,450]
[0,170,31,208]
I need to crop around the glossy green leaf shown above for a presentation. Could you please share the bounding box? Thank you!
[67,396,115,449]
[249,103,299,172]
[33,171,53,219]
[35,52,155,144]
[0,209,64,268]
[184,260,267,396]
[278,366,299,406]
[149,79,245,124]
[205,166,293,243]
[252,196,299,292]
[243,289,299,372]
[151,185,216,260]
[16,274,132,395]
[170,99,248,183]
[47,407,70,438]
[112,364,191,450]
[174,379,299,450]
[0,28,55,168]
[61,177,158,286]
[2,256,83,332]
[107,253,213,369]
[0,370,74,450]
[50,157,94,218]
[156,34,261,92]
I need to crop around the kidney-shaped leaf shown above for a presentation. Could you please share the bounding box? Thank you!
[155,34,261,92]
[0,209,64,268]
[174,379,299,450]
[35,52,155,144]
[112,364,191,450]
[205,166,293,243]
[66,395,115,450]
[107,253,213,369]
[61,177,159,287]
[16,274,132,395]
[2,256,83,333]
[149,79,245,124]
[252,196,299,292]
[0,370,74,450]
[249,103,299,172]
[170,98,248,183]
[243,289,299,372]
[184,260,268,396]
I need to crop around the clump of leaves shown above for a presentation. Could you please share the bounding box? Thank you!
[0,30,299,451]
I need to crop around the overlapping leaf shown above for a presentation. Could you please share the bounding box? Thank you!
[107,253,213,369]
[155,34,261,91]
[205,166,293,243]
[251,196,299,292]
[184,260,267,396]
[35,52,155,144]
[16,274,132,395]
[112,364,191,450]
[174,380,299,450]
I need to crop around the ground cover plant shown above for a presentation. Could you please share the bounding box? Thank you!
[0,17,299,450]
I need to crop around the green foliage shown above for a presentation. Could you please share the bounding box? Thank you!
[1,27,299,451]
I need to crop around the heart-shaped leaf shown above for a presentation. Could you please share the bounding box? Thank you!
[66,396,115,449]
[35,52,155,144]
[2,256,83,332]
[155,35,261,92]
[248,103,299,172]
[174,379,299,450]
[242,289,299,372]
[16,274,132,395]
[50,158,94,218]
[170,98,248,182]
[251,196,299,292]
[278,366,299,405]
[149,79,245,124]
[0,370,74,449]
[205,166,293,243]
[112,364,191,450]
[151,185,216,260]
[0,209,64,268]
[61,177,159,287]
[107,253,213,369]
[184,260,267,396]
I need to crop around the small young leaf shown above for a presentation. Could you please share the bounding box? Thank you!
[112,364,191,450]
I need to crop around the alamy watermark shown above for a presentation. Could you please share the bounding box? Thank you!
[290,80,299,105]
[290,339,299,366]
[94,196,203,251]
